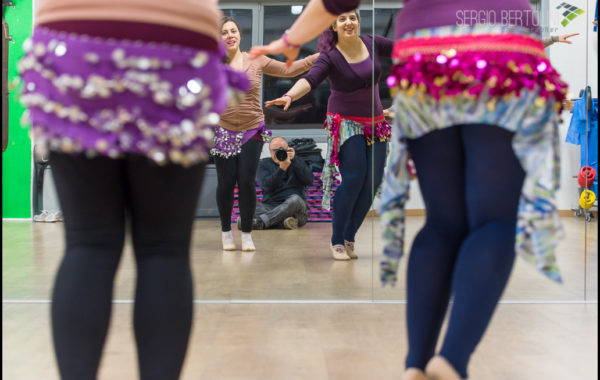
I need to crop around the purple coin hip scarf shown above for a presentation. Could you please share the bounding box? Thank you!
[210,122,272,158]
[18,27,250,166]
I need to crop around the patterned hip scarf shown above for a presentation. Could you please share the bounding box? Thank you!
[321,112,391,210]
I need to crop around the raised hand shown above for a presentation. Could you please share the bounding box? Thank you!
[249,39,300,68]
[558,33,579,44]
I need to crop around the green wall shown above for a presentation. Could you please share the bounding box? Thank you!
[2,1,33,218]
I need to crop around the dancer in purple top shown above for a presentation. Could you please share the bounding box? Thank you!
[263,10,393,261]
[251,1,567,379]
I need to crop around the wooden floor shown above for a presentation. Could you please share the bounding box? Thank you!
[2,217,598,379]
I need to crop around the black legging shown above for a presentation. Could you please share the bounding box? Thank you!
[214,139,263,233]
[404,124,525,378]
[50,153,205,380]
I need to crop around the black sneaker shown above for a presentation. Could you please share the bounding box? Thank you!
[283,217,298,230]
[237,216,265,230]
[253,218,265,230]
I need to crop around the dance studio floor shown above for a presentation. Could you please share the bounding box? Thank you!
[2,216,598,379]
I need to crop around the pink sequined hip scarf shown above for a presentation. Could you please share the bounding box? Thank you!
[387,33,568,111]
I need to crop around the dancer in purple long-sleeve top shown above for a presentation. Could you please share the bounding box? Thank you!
[263,10,393,261]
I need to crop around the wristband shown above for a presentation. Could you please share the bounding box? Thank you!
[283,94,293,101]
[282,30,301,49]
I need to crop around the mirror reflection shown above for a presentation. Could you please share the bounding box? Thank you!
[540,0,597,302]
[582,0,598,300]
[7,1,594,307]
[191,1,385,300]
[6,1,381,303]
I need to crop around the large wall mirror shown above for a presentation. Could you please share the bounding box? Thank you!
[18,0,595,304]
[580,0,598,301]
[17,0,379,303]
[189,0,380,301]
[372,0,597,302]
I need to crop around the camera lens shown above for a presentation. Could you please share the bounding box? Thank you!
[275,148,288,161]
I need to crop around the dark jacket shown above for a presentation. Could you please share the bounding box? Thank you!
[257,156,314,205]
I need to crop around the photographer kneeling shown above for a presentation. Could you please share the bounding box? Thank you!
[251,136,314,229]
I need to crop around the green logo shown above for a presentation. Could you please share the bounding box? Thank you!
[556,2,586,27]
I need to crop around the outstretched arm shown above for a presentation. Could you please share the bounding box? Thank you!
[249,0,359,65]
[374,35,395,57]
[543,33,579,47]
[264,79,312,111]
[261,53,320,78]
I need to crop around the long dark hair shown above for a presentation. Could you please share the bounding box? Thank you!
[317,10,361,52]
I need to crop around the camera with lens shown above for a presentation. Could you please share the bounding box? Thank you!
[275,147,289,161]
